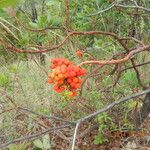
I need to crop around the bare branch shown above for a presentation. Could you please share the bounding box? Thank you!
[122,61,150,72]
[1,89,150,149]
[86,2,116,16]
[120,37,145,46]
[0,31,143,53]
[65,0,70,28]
[116,4,150,12]
[70,89,150,149]
[86,2,150,17]
[77,88,150,123]
[78,44,150,66]
[0,124,71,149]
[18,107,76,125]
[71,122,80,150]
[113,61,150,87]
[0,90,17,107]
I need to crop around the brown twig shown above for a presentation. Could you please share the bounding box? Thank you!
[78,44,150,66]
[0,107,15,115]
[17,107,76,125]
[130,59,146,89]
[79,64,104,96]
[1,89,150,149]
[71,88,150,149]
[113,61,150,87]
[0,90,17,107]
[0,124,71,149]
[122,61,150,72]
[0,31,145,53]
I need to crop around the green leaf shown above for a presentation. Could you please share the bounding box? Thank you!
[33,139,43,149]
[9,144,28,150]
[46,0,60,7]
[9,64,19,73]
[58,101,67,109]
[33,135,51,149]
[29,22,38,28]
[42,134,51,149]
[0,73,10,87]
[123,70,139,88]
[51,18,61,26]
[94,134,108,145]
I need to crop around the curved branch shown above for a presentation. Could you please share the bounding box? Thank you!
[78,44,150,66]
[0,31,143,53]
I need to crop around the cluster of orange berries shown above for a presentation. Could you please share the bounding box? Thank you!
[48,58,86,98]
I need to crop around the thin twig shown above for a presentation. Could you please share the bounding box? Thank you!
[120,37,144,46]
[77,88,150,122]
[116,4,150,12]
[0,125,71,149]
[122,61,150,72]
[0,31,145,53]
[87,3,150,17]
[130,59,146,89]
[0,90,17,107]
[86,2,116,16]
[1,89,150,149]
[18,107,76,125]
[71,122,80,150]
[78,44,150,66]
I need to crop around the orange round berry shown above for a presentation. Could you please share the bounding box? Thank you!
[67,91,74,97]
[76,50,83,57]
[60,67,67,74]
[48,78,53,84]
[58,73,64,79]
[69,71,76,77]
[73,77,79,83]
[50,72,55,79]
[57,80,64,85]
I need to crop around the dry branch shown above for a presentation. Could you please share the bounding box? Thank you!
[0,125,71,149]
[1,89,150,149]
[87,2,150,17]
[18,107,76,125]
[0,31,145,53]
[78,44,150,66]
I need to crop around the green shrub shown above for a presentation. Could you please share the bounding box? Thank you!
[0,73,10,87]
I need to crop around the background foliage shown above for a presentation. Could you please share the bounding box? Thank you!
[0,0,150,149]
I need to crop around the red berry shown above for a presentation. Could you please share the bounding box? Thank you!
[48,78,53,84]
[58,73,64,79]
[69,71,76,77]
[76,50,83,57]
[60,67,67,74]
[57,80,64,85]
[50,64,56,69]
[73,77,79,83]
